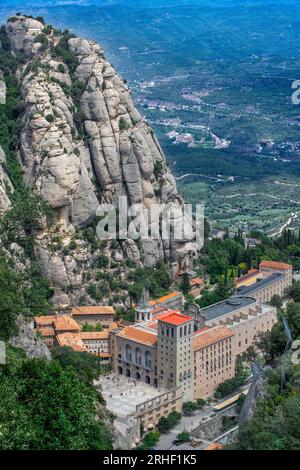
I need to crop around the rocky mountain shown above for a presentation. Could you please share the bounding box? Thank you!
[0,15,198,307]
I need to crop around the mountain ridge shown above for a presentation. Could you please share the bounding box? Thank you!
[0,14,197,308]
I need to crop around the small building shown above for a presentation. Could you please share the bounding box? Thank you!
[149,291,184,310]
[259,260,293,287]
[37,326,55,348]
[189,277,205,298]
[209,228,227,240]
[71,306,115,327]
[244,237,262,249]
[236,273,287,303]
[35,314,80,348]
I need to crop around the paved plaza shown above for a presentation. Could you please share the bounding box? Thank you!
[96,373,162,418]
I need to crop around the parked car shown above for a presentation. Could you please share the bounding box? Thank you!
[172,439,183,446]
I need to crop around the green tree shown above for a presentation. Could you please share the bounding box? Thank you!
[142,431,160,448]
[286,281,300,302]
[0,347,112,450]
[177,431,191,443]
[180,273,190,295]
[270,294,283,309]
[0,252,26,340]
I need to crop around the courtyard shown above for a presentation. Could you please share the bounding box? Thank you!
[96,373,164,419]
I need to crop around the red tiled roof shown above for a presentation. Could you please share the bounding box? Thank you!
[37,326,55,337]
[35,314,80,332]
[71,306,115,315]
[149,291,182,306]
[34,315,57,327]
[54,316,80,332]
[117,326,158,347]
[79,331,109,340]
[193,325,234,351]
[56,332,86,351]
[190,277,204,287]
[158,311,192,326]
[260,260,292,270]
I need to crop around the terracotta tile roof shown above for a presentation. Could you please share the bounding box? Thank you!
[159,311,192,326]
[37,326,55,337]
[109,322,120,331]
[71,306,115,316]
[152,306,169,316]
[117,326,158,347]
[117,319,132,328]
[79,331,109,340]
[259,260,292,270]
[35,314,80,332]
[56,332,86,351]
[205,443,223,451]
[149,291,182,306]
[193,325,234,351]
[34,315,57,327]
[190,277,204,287]
[54,316,80,332]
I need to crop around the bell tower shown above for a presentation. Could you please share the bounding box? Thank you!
[135,288,153,323]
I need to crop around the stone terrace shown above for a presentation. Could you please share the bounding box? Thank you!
[96,373,162,418]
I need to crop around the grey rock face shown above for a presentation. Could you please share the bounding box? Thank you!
[0,146,13,213]
[0,70,6,104]
[10,316,51,361]
[6,16,44,58]
[2,16,198,305]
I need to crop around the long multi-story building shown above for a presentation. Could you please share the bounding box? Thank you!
[190,296,277,356]
[235,260,292,302]
[193,325,235,398]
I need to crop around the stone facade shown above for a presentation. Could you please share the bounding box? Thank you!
[70,306,115,327]
[157,312,194,401]
[135,386,182,430]
[193,326,235,399]
[114,327,158,386]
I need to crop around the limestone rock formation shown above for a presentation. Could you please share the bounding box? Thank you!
[0,146,13,213]
[0,15,198,306]
[10,316,51,361]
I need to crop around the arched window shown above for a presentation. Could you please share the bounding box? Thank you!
[126,369,131,377]
[118,366,123,375]
[145,375,151,385]
[125,344,132,362]
[135,372,141,381]
[135,348,142,366]
[145,351,152,369]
